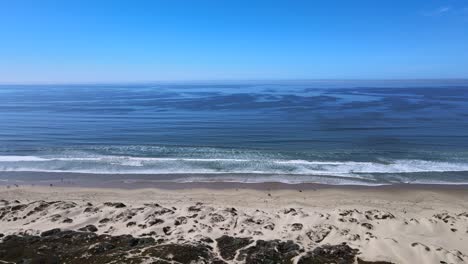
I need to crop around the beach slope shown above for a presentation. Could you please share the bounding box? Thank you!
[0,184,467,263]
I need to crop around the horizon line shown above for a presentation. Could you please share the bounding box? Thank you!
[1,78,468,86]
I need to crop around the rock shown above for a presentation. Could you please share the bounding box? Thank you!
[103,202,126,208]
[79,225,98,232]
[152,207,174,215]
[216,235,252,260]
[144,243,224,263]
[89,242,115,254]
[99,218,110,224]
[306,225,334,243]
[210,213,226,223]
[361,223,373,230]
[298,243,358,264]
[291,223,303,231]
[11,204,27,211]
[174,216,188,226]
[188,205,202,212]
[411,242,430,251]
[41,228,61,237]
[244,218,264,225]
[83,207,99,213]
[238,239,301,264]
[284,208,297,215]
[62,218,73,223]
[187,203,203,211]
[458,212,468,218]
[357,258,395,264]
[225,207,238,216]
[163,226,172,235]
[148,218,164,226]
[201,237,214,243]
[365,210,395,220]
[126,221,136,227]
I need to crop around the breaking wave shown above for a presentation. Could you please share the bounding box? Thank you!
[1,152,468,184]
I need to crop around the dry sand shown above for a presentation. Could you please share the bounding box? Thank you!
[1,183,467,263]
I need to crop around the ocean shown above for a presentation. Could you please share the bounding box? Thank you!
[1,80,468,185]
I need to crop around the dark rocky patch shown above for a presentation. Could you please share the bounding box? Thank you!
[210,213,226,223]
[103,202,126,208]
[143,243,226,263]
[50,214,62,222]
[162,226,172,235]
[216,235,252,260]
[55,201,77,210]
[62,218,73,223]
[11,204,28,212]
[99,218,110,224]
[365,210,395,220]
[339,210,356,217]
[458,212,468,218]
[201,237,214,243]
[79,225,98,232]
[298,243,358,264]
[357,258,395,264]
[243,217,264,225]
[83,207,99,213]
[188,202,203,212]
[237,239,301,264]
[411,242,430,251]
[291,223,303,231]
[152,207,174,216]
[41,228,62,237]
[89,242,115,254]
[225,207,238,216]
[284,208,297,215]
[174,216,188,226]
[0,231,397,264]
[305,225,334,243]
[433,213,454,223]
[148,218,164,226]
[114,210,137,221]
[0,230,158,264]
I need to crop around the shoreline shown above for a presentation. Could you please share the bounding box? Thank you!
[2,171,468,191]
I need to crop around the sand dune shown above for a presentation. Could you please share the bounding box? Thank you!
[0,185,467,263]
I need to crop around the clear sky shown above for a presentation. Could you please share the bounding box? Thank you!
[1,0,467,83]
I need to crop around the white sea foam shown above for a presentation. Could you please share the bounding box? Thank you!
[0,156,49,162]
[0,155,468,177]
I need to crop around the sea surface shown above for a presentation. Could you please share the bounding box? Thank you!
[1,80,468,185]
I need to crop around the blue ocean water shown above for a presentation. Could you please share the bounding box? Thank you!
[1,80,468,185]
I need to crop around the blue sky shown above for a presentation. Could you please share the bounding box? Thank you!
[0,0,467,83]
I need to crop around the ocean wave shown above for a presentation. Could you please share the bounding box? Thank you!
[1,155,468,176]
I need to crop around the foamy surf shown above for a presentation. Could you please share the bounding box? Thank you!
[1,151,468,185]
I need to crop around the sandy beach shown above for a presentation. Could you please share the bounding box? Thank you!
[1,183,467,263]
